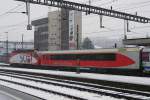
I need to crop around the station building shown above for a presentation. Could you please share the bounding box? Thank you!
[32,9,82,51]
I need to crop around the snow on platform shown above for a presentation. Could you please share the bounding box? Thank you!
[0,63,9,66]
[0,75,122,100]
[0,66,150,86]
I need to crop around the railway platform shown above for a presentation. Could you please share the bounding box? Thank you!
[0,85,43,100]
[0,66,150,88]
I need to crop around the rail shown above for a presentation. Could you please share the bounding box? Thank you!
[0,71,150,100]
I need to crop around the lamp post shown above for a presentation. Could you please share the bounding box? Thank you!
[22,34,24,49]
[26,1,32,30]
[5,32,8,63]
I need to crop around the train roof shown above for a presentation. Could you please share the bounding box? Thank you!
[38,48,140,55]
[142,48,150,52]
[12,49,34,53]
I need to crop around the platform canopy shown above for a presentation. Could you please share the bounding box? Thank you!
[123,38,150,46]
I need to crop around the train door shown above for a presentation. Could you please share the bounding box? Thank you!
[141,49,150,72]
[42,55,48,65]
[40,54,52,66]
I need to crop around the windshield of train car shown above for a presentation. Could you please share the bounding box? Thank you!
[142,52,149,62]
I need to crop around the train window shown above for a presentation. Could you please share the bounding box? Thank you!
[142,52,149,62]
[51,53,116,61]
[78,53,116,61]
[63,54,76,60]
[51,54,76,60]
[96,53,116,61]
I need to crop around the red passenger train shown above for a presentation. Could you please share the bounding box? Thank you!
[38,49,135,68]
[9,48,144,74]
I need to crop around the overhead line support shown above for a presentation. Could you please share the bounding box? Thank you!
[15,0,150,23]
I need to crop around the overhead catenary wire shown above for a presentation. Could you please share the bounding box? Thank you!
[81,0,150,38]
[73,1,149,38]
[116,2,150,12]
[85,30,148,39]
[0,0,98,31]
[113,0,150,10]
[1,0,150,40]
[0,14,49,34]
[84,24,150,35]
[0,3,25,18]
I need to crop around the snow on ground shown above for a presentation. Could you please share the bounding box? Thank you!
[0,79,75,100]
[0,66,150,86]
[0,75,123,100]
[0,91,16,100]
[0,63,9,66]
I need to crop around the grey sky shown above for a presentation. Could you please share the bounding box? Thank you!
[0,0,150,42]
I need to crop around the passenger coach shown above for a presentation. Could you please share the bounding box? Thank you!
[39,48,137,68]
[9,48,146,74]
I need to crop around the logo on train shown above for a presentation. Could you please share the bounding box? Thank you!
[20,54,32,63]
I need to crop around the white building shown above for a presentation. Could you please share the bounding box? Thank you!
[48,9,82,50]
[32,9,82,51]
[69,10,82,50]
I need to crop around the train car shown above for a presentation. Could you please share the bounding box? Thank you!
[141,48,150,73]
[9,48,144,74]
[38,48,141,73]
[9,49,39,67]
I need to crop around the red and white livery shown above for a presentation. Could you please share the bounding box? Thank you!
[9,50,39,65]
[9,48,140,70]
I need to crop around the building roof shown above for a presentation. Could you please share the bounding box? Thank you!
[123,38,150,46]
[32,17,48,26]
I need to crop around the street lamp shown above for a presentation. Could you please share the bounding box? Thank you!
[4,32,8,63]
[22,34,24,49]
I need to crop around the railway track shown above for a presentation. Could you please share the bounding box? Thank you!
[2,64,150,77]
[0,70,150,100]
[0,73,94,100]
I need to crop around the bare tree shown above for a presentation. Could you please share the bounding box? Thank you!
[82,37,95,49]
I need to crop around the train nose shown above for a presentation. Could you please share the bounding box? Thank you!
[117,54,135,66]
